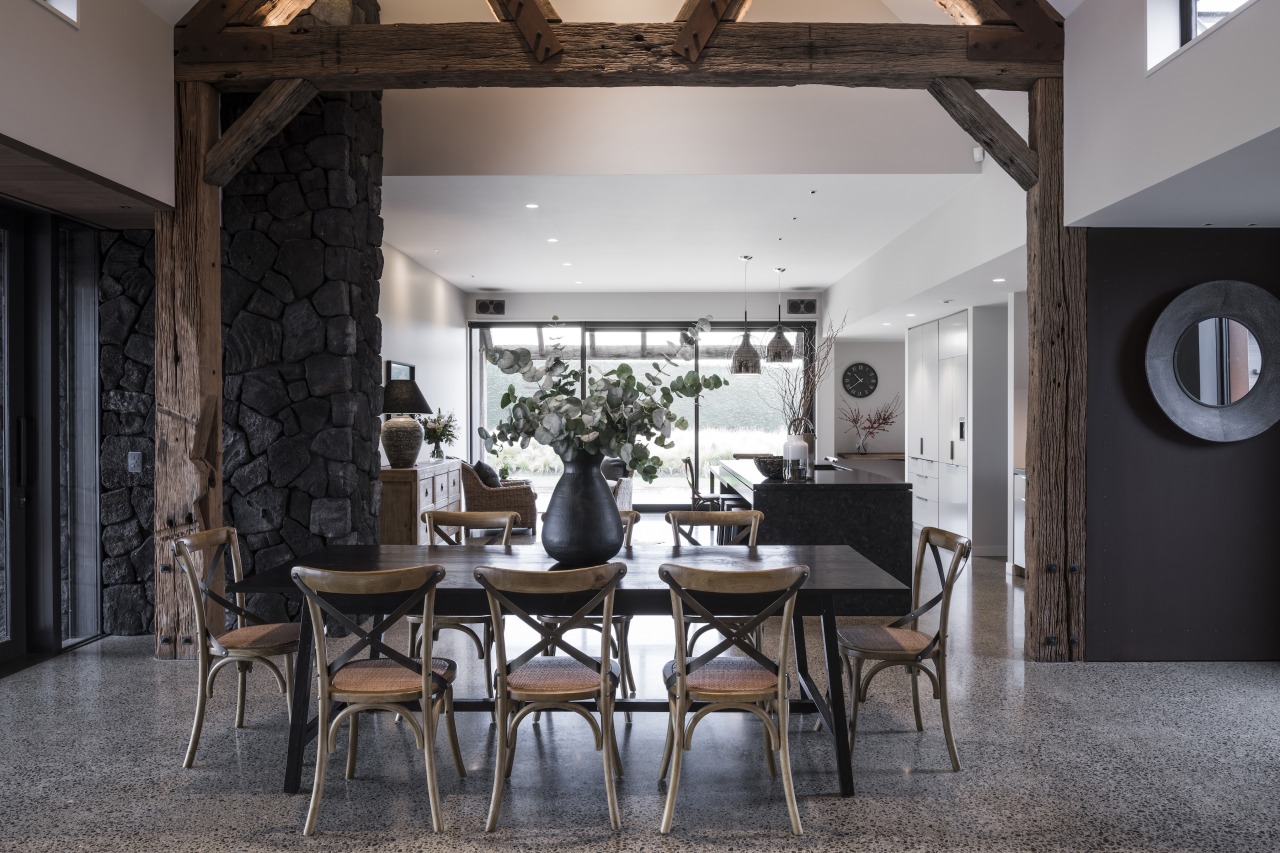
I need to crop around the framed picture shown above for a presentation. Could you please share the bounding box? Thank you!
[385,360,415,382]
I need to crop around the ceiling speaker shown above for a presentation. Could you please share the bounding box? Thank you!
[787,299,817,316]
[475,299,506,316]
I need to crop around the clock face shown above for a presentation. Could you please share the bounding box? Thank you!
[842,363,879,398]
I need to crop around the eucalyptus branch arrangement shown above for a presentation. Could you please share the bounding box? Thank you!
[764,314,847,433]
[478,317,726,482]
[839,393,903,454]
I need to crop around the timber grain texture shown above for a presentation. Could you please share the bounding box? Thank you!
[928,77,1038,191]
[204,78,318,187]
[1024,77,1086,662]
[174,22,1062,92]
[153,82,224,660]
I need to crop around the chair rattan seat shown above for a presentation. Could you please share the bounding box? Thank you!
[506,656,618,696]
[663,656,777,696]
[837,625,932,657]
[331,658,456,695]
[217,622,299,653]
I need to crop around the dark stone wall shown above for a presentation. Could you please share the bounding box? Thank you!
[98,230,157,635]
[219,90,384,609]
[1086,228,1280,661]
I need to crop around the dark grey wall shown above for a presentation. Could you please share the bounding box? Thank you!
[219,90,384,617]
[97,230,157,635]
[1086,228,1280,661]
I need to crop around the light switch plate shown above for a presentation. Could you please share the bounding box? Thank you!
[127,451,143,474]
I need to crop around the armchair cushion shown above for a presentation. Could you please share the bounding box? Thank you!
[473,460,502,488]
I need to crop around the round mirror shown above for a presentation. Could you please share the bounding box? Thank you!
[1146,280,1280,442]
[1174,318,1262,406]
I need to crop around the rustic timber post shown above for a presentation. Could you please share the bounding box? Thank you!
[153,82,224,660]
[1024,77,1087,662]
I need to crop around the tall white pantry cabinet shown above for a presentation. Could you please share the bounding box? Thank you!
[906,307,1008,557]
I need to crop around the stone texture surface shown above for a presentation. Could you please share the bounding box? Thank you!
[97,231,157,635]
[220,88,384,604]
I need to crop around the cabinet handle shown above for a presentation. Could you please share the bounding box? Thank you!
[950,440,954,460]
[920,437,924,455]
[916,496,928,502]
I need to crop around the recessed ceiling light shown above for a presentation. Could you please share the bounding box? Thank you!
[906,313,916,318]
[547,238,558,243]
[575,281,583,285]
[526,203,539,209]
[563,262,572,267]
[882,322,892,327]
[992,278,1006,283]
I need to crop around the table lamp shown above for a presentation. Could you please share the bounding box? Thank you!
[381,379,432,468]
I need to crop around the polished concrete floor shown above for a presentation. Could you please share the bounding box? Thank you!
[2,522,1278,851]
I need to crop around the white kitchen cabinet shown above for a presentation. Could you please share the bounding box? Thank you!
[939,463,968,537]
[939,355,968,467]
[909,458,939,527]
[907,323,939,461]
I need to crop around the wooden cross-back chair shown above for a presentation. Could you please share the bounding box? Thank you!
[837,526,972,772]
[173,526,297,769]
[682,456,748,513]
[657,562,809,836]
[404,510,518,700]
[475,562,628,832]
[291,564,465,836]
[665,509,762,547]
[664,510,765,654]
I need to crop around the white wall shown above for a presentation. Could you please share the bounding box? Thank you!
[0,0,175,204]
[380,244,470,461]
[463,290,822,324]
[830,341,906,456]
[1066,0,1280,225]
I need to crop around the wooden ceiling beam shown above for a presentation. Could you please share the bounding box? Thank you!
[204,78,317,187]
[175,22,1061,93]
[484,0,564,62]
[966,0,1063,61]
[673,0,751,63]
[176,0,313,60]
[933,0,1013,26]
[227,0,315,27]
[675,0,752,23]
[928,77,1038,190]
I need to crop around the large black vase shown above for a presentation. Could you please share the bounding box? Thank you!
[542,451,624,568]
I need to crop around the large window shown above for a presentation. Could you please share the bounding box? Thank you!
[471,321,811,508]
[1182,0,1250,42]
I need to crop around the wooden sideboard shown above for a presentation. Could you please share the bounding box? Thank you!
[379,459,462,545]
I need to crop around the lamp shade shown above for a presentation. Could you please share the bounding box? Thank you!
[382,379,432,415]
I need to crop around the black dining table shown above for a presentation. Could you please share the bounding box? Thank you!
[229,542,910,797]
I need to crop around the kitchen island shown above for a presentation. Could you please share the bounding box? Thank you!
[716,459,913,587]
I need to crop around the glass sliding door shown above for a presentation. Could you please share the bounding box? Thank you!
[0,212,26,664]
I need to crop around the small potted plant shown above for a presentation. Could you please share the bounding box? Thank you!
[417,410,459,459]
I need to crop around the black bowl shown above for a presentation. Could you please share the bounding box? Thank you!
[754,456,786,479]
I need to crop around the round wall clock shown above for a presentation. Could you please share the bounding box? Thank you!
[842,363,878,398]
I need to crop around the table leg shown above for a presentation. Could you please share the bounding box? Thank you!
[819,604,855,797]
[285,606,315,795]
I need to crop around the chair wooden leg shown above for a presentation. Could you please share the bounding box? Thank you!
[911,666,924,732]
[344,712,359,780]
[777,699,803,835]
[601,694,622,830]
[937,656,961,771]
[424,697,445,832]
[234,661,249,728]
[407,620,420,659]
[485,696,509,832]
[302,702,331,836]
[658,696,676,781]
[283,653,295,721]
[659,702,685,834]
[183,654,210,769]
[443,689,466,778]
[503,703,520,780]
[848,657,864,766]
[762,702,777,779]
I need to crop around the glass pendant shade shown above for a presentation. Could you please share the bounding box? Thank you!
[730,255,760,375]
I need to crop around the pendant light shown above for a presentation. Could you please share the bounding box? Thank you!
[765,266,795,364]
[730,255,761,375]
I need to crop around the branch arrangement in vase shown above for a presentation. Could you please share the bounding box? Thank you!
[764,314,847,433]
[839,393,903,454]
[478,317,726,481]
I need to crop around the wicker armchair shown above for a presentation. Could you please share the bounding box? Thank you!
[608,474,634,511]
[460,463,539,535]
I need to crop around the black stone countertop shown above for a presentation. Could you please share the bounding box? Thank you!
[719,459,910,493]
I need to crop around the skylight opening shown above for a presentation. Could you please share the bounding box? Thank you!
[32,0,78,27]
